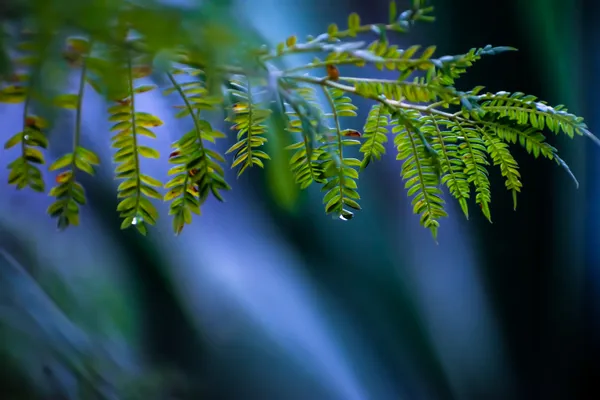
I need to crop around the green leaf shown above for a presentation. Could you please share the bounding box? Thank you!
[389,1,398,24]
[138,146,160,159]
[327,23,338,36]
[0,85,26,103]
[52,94,79,109]
[348,13,361,33]
[286,35,297,47]
[49,153,74,171]
[134,84,157,94]
[4,132,23,149]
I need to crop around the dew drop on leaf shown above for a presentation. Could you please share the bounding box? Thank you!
[339,209,354,221]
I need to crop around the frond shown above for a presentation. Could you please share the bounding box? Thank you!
[5,114,47,192]
[474,91,596,144]
[421,115,470,218]
[431,45,517,86]
[3,32,46,192]
[353,76,457,103]
[283,84,328,189]
[467,92,590,185]
[111,56,162,236]
[225,77,271,176]
[359,103,390,170]
[47,147,99,229]
[453,121,492,221]
[485,118,578,185]
[0,0,596,238]
[163,71,230,235]
[319,87,361,220]
[476,126,522,210]
[47,37,99,230]
[394,112,447,239]
[479,119,557,159]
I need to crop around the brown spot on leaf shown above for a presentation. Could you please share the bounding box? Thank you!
[25,116,38,128]
[326,64,340,81]
[343,130,362,137]
[56,172,70,184]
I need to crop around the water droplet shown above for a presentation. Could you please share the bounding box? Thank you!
[339,209,354,221]
[132,216,140,225]
[23,134,29,140]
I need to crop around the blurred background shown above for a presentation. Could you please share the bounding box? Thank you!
[1,0,599,398]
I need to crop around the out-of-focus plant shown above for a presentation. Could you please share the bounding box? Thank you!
[0,0,597,239]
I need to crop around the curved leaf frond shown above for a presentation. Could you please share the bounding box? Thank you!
[360,104,390,170]
[225,77,271,176]
[319,87,361,220]
[283,85,327,189]
[163,71,230,235]
[394,112,447,239]
[111,54,162,235]
[422,115,470,218]
[0,0,596,238]
[48,37,99,230]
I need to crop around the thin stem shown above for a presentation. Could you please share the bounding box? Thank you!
[338,76,403,84]
[21,88,31,170]
[322,87,344,163]
[59,46,90,224]
[288,74,456,119]
[321,86,346,215]
[263,23,406,62]
[282,57,425,75]
[242,79,255,171]
[127,56,141,216]
[166,72,206,154]
[73,59,87,152]
[166,71,208,204]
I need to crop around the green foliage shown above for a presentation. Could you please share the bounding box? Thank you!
[360,104,391,170]
[0,0,597,238]
[225,77,272,176]
[164,70,230,234]
[47,46,100,230]
[109,52,163,235]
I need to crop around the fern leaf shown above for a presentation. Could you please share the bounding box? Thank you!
[353,77,457,103]
[111,57,162,235]
[6,111,48,192]
[3,32,49,191]
[0,4,597,239]
[286,138,326,190]
[320,87,361,220]
[284,85,326,189]
[432,45,517,86]
[477,126,522,210]
[164,72,230,235]
[47,147,99,230]
[48,43,100,230]
[0,32,39,105]
[479,119,556,159]
[454,121,492,221]
[394,113,447,239]
[0,82,27,103]
[225,77,271,176]
[476,91,599,146]
[422,115,470,218]
[360,104,390,170]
